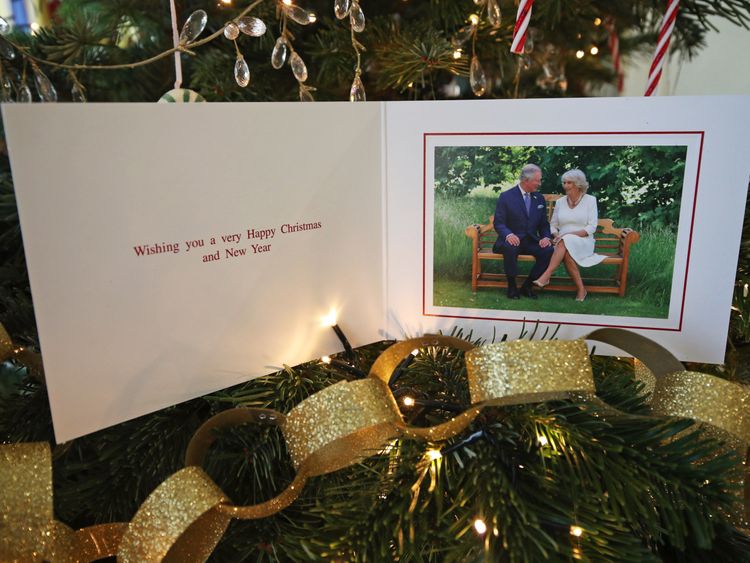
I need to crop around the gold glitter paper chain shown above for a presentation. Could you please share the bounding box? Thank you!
[2,328,749,560]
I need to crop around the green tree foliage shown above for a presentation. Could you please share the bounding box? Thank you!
[434,144,686,229]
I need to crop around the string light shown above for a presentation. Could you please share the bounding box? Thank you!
[321,356,332,364]
[321,310,337,327]
[594,17,602,25]
[570,525,584,537]
[402,396,415,407]
[469,14,480,26]
[537,435,549,446]
[453,48,462,59]
[473,518,487,535]
[282,0,293,5]
[575,50,585,59]
[590,46,599,55]
[426,449,442,461]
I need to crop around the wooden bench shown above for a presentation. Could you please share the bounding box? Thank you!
[464,194,640,296]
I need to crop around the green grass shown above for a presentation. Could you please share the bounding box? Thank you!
[433,193,676,318]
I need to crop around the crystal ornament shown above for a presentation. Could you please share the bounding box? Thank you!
[0,16,9,35]
[223,23,239,40]
[179,10,207,44]
[349,74,365,102]
[17,84,31,103]
[234,56,250,87]
[238,17,267,36]
[299,85,315,102]
[469,55,486,96]
[350,2,365,32]
[271,37,288,69]
[71,83,86,102]
[32,65,57,102]
[487,0,501,28]
[290,52,308,82]
[451,26,474,47]
[285,5,316,25]
[334,0,351,20]
[0,39,15,60]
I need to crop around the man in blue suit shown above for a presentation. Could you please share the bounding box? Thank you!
[492,164,553,299]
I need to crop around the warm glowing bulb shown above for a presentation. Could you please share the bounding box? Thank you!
[321,310,337,327]
[407,81,414,88]
[473,519,487,535]
[594,17,602,26]
[402,396,415,407]
[453,48,462,59]
[321,356,332,364]
[570,525,584,537]
[426,449,442,461]
[469,14,480,26]
[282,0,293,5]
[537,435,549,446]
[308,13,317,22]
[575,50,585,59]
[410,349,419,356]
[590,46,599,55]
[30,22,41,32]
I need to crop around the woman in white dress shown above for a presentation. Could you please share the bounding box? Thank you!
[533,169,604,301]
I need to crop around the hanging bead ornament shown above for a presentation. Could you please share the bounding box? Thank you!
[469,55,486,96]
[349,71,365,101]
[334,0,351,20]
[284,4,317,25]
[234,54,250,87]
[299,84,316,102]
[179,10,208,44]
[290,51,308,82]
[486,0,501,28]
[271,36,289,69]
[350,1,366,33]
[31,62,57,102]
[238,17,267,36]
[223,22,240,40]
[17,83,32,103]
[69,71,87,102]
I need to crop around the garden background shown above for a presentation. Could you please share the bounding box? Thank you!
[433,144,688,317]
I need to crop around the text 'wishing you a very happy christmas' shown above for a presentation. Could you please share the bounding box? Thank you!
[131,221,323,264]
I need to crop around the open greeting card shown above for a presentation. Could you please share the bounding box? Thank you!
[4,96,749,441]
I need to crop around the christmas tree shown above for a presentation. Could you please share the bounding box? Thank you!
[2,1,750,561]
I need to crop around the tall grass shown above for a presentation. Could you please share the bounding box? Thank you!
[433,193,676,311]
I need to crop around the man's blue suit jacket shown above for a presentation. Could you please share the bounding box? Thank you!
[492,186,552,254]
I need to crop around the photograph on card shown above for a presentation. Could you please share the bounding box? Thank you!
[424,133,701,329]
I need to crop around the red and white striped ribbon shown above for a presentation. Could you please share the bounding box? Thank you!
[510,0,534,55]
[605,19,624,94]
[645,0,680,96]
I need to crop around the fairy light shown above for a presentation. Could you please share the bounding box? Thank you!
[282,0,293,5]
[468,14,480,26]
[594,17,602,26]
[570,525,584,537]
[426,449,442,461]
[537,435,549,446]
[575,50,585,59]
[453,48,462,59]
[473,518,487,535]
[321,310,337,327]
[308,12,317,23]
[321,356,332,364]
[402,396,415,407]
[590,46,599,55]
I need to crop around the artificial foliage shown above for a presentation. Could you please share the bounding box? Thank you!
[0,0,749,103]
[2,1,750,561]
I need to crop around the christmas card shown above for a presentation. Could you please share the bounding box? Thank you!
[4,96,749,441]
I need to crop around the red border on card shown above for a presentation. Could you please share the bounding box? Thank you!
[422,131,705,332]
